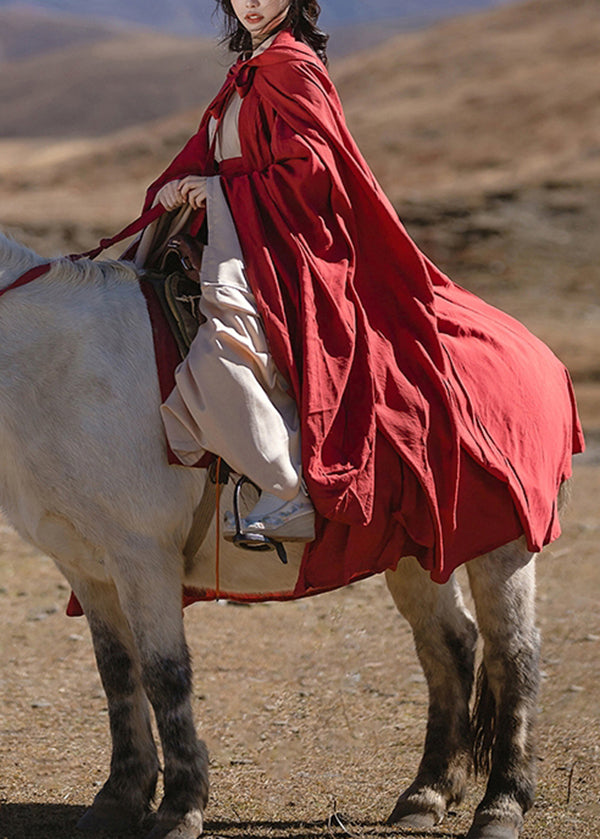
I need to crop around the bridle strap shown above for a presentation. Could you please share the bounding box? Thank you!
[0,262,54,299]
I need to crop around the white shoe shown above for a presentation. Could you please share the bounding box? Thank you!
[223,487,315,543]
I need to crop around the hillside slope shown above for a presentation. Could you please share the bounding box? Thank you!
[0,30,226,138]
[335,0,600,200]
[0,6,123,61]
[0,0,518,138]
[0,0,598,423]
[2,0,598,187]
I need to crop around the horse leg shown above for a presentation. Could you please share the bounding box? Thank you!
[107,542,209,839]
[385,557,478,828]
[465,540,539,839]
[59,575,160,833]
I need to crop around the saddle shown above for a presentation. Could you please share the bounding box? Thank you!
[141,233,205,360]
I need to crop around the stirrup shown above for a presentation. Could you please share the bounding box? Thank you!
[231,476,288,565]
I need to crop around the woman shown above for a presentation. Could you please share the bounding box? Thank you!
[139,0,323,544]
[132,0,583,587]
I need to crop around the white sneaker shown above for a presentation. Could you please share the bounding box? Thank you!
[223,487,315,543]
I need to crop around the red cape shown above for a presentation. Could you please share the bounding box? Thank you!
[139,30,583,587]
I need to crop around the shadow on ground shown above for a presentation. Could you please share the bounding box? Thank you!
[0,804,462,839]
[205,818,457,838]
[0,803,129,839]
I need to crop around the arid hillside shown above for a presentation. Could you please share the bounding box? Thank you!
[0,6,124,61]
[0,24,226,138]
[0,0,516,34]
[336,0,600,200]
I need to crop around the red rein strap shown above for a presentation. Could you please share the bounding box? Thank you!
[1,204,167,298]
[0,262,54,299]
[215,457,223,600]
[72,203,166,261]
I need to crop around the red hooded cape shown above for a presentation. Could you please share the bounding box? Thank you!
[138,30,583,589]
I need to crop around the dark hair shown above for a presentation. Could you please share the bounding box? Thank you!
[215,0,329,66]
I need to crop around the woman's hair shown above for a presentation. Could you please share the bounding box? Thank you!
[215,1,329,65]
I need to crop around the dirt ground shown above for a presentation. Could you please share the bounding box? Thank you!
[0,422,598,839]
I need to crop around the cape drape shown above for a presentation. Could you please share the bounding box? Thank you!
[138,30,583,587]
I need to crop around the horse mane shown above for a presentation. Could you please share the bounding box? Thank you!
[0,231,46,277]
[0,230,139,293]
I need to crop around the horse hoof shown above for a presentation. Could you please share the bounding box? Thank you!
[387,787,446,829]
[388,810,438,829]
[466,817,521,839]
[144,809,204,839]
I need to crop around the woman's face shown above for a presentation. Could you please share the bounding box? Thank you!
[230,0,291,45]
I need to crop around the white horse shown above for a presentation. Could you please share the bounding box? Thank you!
[0,231,552,839]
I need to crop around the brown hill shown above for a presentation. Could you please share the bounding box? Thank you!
[2,0,598,195]
[0,26,227,138]
[335,0,600,201]
[0,12,405,136]
[0,5,123,61]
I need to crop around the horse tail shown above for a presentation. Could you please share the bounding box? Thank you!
[557,477,572,513]
[471,660,496,776]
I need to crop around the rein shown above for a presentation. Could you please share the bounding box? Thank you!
[0,261,53,299]
[1,203,166,298]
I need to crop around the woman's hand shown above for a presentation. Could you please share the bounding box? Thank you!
[155,176,207,211]
[156,180,186,211]
[179,176,207,210]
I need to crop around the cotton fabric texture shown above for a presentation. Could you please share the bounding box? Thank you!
[136,30,583,590]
